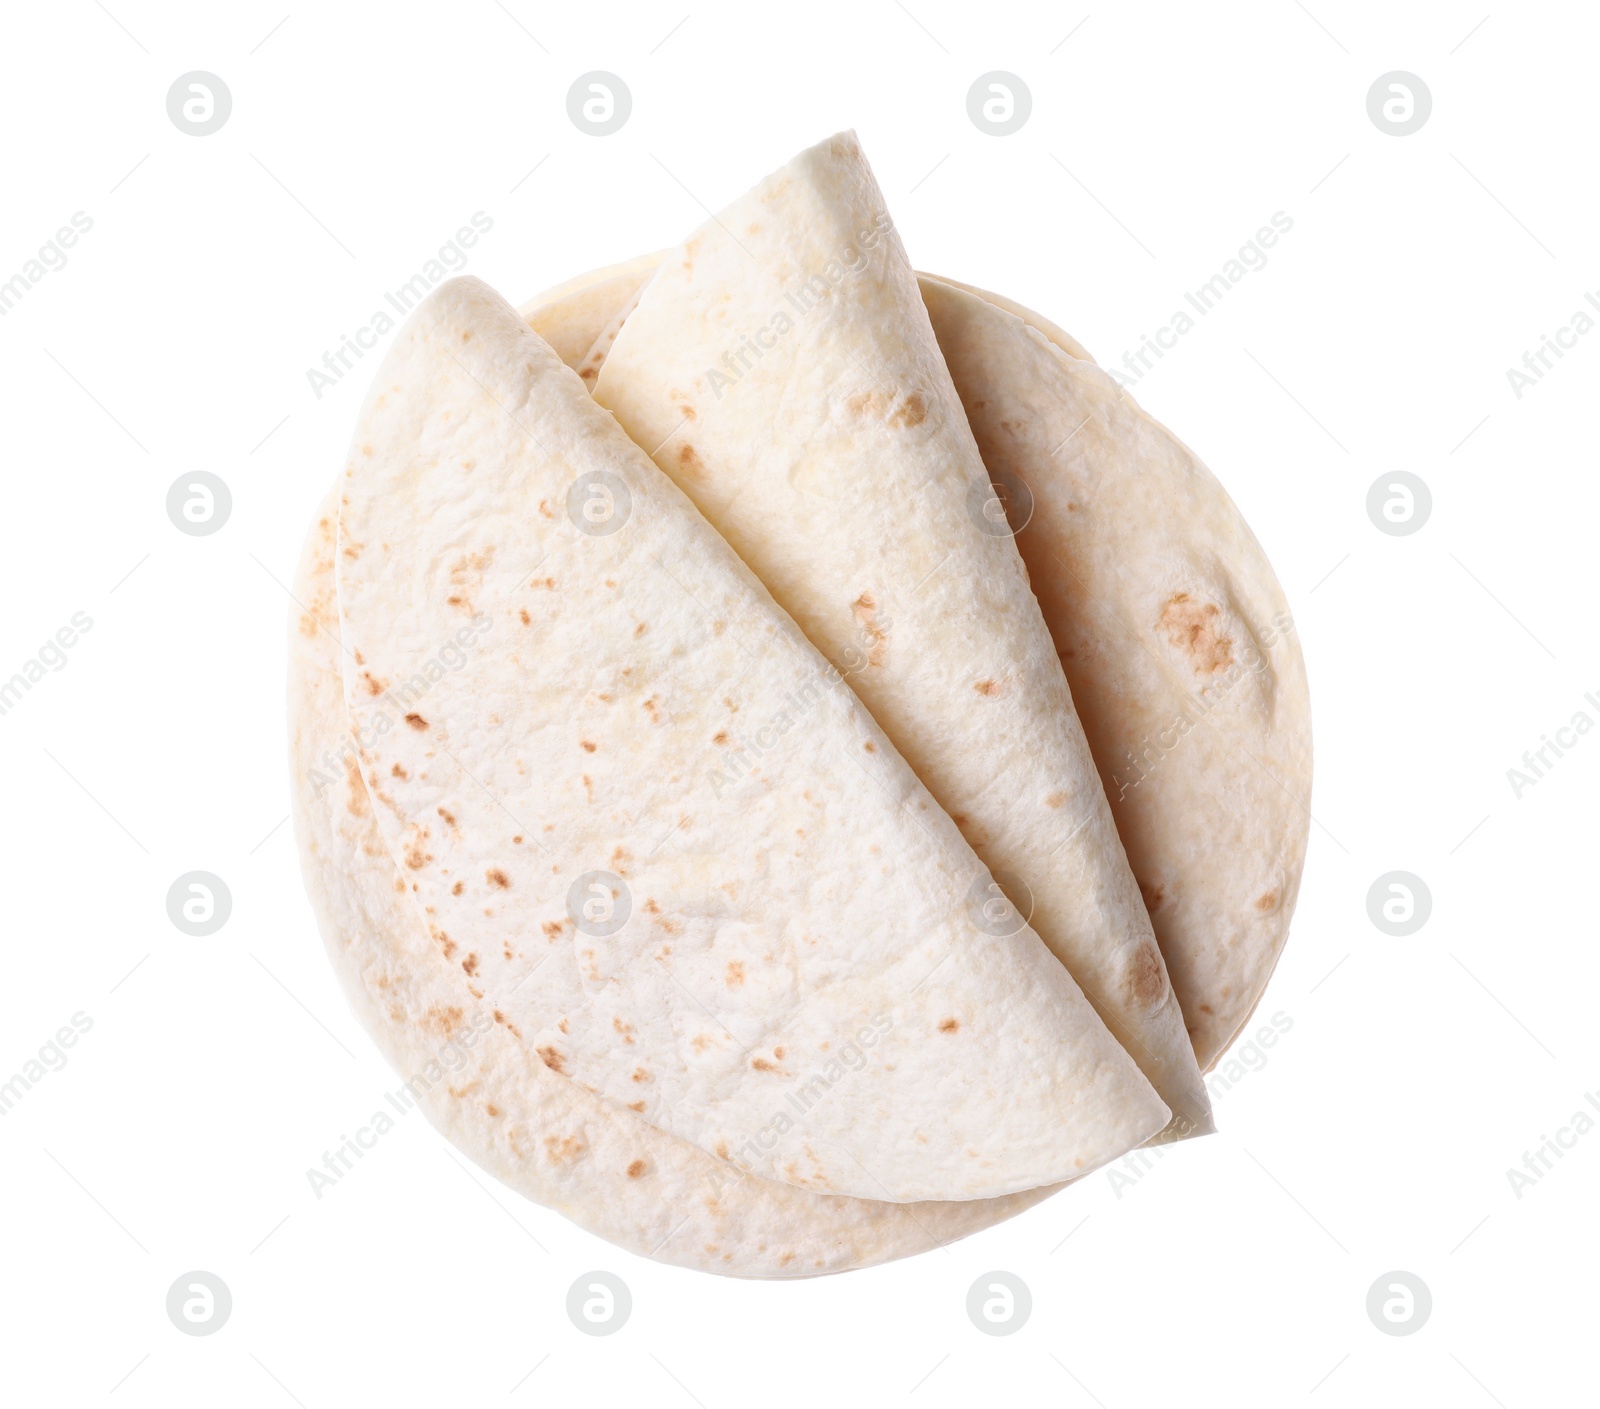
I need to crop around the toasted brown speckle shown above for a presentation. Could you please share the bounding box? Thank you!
[1159,592,1234,674]
[1125,940,1168,1008]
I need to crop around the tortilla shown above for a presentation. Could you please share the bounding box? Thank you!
[332,275,1169,1202]
[592,132,1211,1134]
[290,493,1063,1277]
[918,278,1312,1069]
[526,259,1309,1073]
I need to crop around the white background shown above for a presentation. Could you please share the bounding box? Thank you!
[2,1,1595,1404]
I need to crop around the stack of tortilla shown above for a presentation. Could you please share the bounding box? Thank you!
[289,132,1311,1276]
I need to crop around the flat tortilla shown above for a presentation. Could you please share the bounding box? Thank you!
[592,132,1211,1134]
[332,275,1168,1202]
[919,277,1312,1069]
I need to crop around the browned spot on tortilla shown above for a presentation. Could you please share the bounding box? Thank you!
[939,1017,960,1033]
[1255,889,1279,911]
[681,405,697,420]
[851,592,888,666]
[423,1004,462,1036]
[634,621,648,637]
[751,1056,777,1071]
[391,762,408,780]
[451,880,464,895]
[403,834,433,869]
[863,740,876,753]
[642,898,660,915]
[1159,592,1234,674]
[974,678,1000,696]
[1044,791,1067,809]
[631,1067,650,1083]
[542,918,567,939]
[887,392,927,428]
[1125,940,1167,1008]
[434,931,457,959]
[712,730,729,745]
[486,868,510,889]
[642,696,660,722]
[725,961,745,988]
[1199,1003,1214,1014]
[437,806,456,827]
[1139,878,1165,910]
[678,443,702,473]
[519,609,531,625]
[484,1102,500,1117]
[461,953,478,976]
[626,1159,647,1178]
[361,671,384,696]
[344,757,368,817]
[404,713,428,730]
[628,1100,646,1112]
[536,1045,566,1074]
[543,1134,585,1163]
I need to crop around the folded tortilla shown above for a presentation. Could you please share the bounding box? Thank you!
[290,494,1061,1276]
[332,275,1168,1202]
[591,132,1211,1132]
